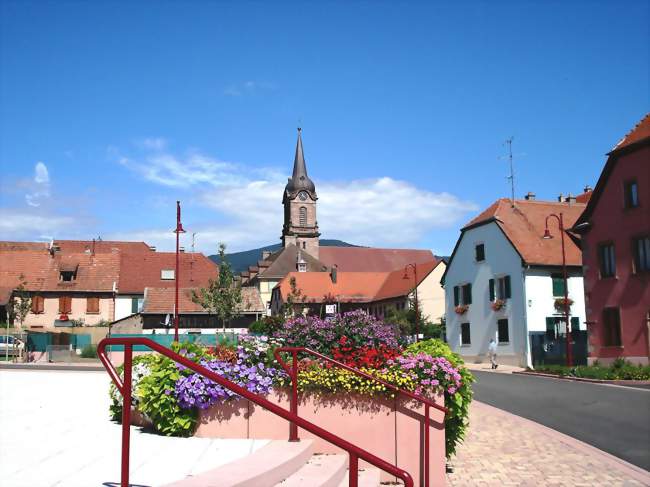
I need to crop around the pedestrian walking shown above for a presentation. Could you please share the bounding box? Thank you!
[488,339,498,369]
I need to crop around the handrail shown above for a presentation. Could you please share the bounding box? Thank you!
[273,346,448,487]
[97,337,414,487]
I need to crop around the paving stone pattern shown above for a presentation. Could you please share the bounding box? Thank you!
[446,401,649,487]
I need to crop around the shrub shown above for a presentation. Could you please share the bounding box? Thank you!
[403,339,474,459]
[534,361,650,380]
[80,344,98,358]
[248,316,284,336]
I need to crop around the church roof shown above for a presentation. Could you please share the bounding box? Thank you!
[255,244,327,279]
[318,247,436,272]
[284,128,317,201]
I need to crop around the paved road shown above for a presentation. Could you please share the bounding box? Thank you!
[472,371,650,471]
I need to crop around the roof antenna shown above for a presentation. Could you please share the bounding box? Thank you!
[504,137,515,207]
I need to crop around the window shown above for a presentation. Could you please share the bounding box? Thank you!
[497,319,509,343]
[624,180,639,208]
[31,295,44,314]
[299,206,307,226]
[461,283,472,305]
[497,276,511,300]
[598,243,616,278]
[461,322,471,345]
[475,243,485,262]
[60,271,75,282]
[131,297,143,314]
[58,296,72,314]
[633,236,650,273]
[453,286,460,306]
[551,274,566,297]
[297,262,307,272]
[602,307,622,346]
[161,269,175,280]
[86,297,100,314]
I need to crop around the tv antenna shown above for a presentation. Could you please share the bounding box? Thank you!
[504,137,515,207]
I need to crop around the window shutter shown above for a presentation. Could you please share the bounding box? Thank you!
[31,296,40,314]
[489,279,495,301]
[504,275,511,299]
[59,296,72,314]
[570,317,579,331]
[467,284,472,305]
[453,286,459,306]
[87,297,99,313]
[58,296,65,313]
[131,297,139,314]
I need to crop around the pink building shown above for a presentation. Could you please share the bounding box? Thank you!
[574,114,650,364]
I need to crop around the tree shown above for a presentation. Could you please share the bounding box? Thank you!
[191,243,242,335]
[281,277,306,319]
[7,274,31,329]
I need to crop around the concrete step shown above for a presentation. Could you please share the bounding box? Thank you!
[276,453,348,487]
[163,439,314,487]
[337,467,382,487]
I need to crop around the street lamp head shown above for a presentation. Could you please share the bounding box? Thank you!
[543,228,553,239]
[174,223,187,234]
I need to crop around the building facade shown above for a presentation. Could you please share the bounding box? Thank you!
[574,114,650,365]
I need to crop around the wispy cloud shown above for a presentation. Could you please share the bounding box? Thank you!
[0,209,77,240]
[25,161,50,207]
[113,140,478,252]
[223,80,276,97]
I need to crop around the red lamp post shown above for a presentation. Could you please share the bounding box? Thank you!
[173,201,186,342]
[542,212,572,367]
[403,263,420,342]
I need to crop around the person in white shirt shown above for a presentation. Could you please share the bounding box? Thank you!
[488,339,498,369]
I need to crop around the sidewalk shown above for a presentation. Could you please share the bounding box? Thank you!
[464,362,525,374]
[447,401,650,486]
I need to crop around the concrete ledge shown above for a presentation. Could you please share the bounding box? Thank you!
[514,370,650,386]
[0,362,105,371]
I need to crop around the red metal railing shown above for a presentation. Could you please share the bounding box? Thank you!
[273,346,448,487]
[97,337,414,487]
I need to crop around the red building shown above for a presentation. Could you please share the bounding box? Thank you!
[574,114,650,365]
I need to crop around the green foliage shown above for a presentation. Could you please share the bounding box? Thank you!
[6,274,31,328]
[191,242,243,332]
[80,344,97,358]
[69,318,85,327]
[248,316,284,336]
[405,339,474,459]
[281,277,306,318]
[533,361,650,380]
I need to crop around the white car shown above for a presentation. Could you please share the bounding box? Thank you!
[0,336,25,357]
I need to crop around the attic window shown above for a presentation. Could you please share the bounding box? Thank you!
[475,244,485,262]
[60,270,76,282]
[161,269,175,280]
[298,262,307,272]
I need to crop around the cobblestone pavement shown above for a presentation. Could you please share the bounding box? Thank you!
[446,401,650,487]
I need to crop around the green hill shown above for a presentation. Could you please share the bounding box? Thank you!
[210,239,357,273]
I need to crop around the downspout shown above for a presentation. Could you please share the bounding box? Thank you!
[521,264,531,369]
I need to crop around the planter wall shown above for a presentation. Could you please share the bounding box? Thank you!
[195,389,446,486]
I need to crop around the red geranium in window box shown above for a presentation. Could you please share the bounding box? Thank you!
[491,299,506,311]
[455,305,469,315]
[554,297,573,311]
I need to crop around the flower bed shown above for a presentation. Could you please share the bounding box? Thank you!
[108,311,474,459]
[531,359,650,380]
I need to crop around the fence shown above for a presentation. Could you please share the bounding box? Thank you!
[105,332,239,351]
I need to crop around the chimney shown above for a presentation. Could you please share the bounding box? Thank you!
[565,193,576,204]
[524,192,536,201]
[149,245,157,252]
[557,193,564,202]
[262,250,272,260]
[179,247,185,252]
[584,185,593,193]
[330,265,338,284]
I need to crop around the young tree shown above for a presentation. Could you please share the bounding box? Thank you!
[7,274,31,329]
[281,277,306,319]
[191,243,242,335]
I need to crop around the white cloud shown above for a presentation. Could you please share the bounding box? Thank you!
[0,210,76,240]
[139,137,167,151]
[223,80,275,97]
[115,142,478,252]
[25,161,51,207]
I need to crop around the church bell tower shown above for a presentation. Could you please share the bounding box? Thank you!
[282,128,320,258]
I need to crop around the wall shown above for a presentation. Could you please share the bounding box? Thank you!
[524,269,586,332]
[259,279,279,312]
[114,295,143,321]
[444,222,528,366]
[582,146,650,364]
[22,293,114,328]
[417,262,447,323]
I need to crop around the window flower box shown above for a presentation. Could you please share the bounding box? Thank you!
[554,297,573,311]
[454,305,469,315]
[490,299,506,311]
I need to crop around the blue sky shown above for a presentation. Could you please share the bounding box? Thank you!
[1,1,648,255]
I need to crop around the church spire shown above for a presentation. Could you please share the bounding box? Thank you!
[284,128,316,200]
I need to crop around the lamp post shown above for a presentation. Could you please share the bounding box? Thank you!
[542,212,572,367]
[403,263,419,342]
[173,201,186,342]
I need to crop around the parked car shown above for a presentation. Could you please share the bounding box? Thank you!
[0,336,25,357]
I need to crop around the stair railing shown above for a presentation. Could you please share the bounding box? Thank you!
[273,346,448,487]
[97,337,414,487]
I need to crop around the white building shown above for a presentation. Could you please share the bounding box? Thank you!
[442,195,590,368]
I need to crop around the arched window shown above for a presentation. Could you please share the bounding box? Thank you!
[299,206,307,226]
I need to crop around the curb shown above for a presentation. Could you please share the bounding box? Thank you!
[513,370,650,386]
[0,362,105,371]
[473,401,650,484]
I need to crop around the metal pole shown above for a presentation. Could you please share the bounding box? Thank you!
[559,213,572,367]
[289,350,299,441]
[349,452,358,487]
[413,264,419,343]
[174,201,180,342]
[424,403,430,487]
[121,344,133,487]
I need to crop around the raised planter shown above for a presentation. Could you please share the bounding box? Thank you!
[194,388,446,486]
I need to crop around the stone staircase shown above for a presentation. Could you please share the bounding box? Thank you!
[164,439,385,487]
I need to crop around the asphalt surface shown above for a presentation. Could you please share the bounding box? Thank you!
[472,371,650,471]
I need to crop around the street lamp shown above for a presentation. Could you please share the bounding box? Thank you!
[173,201,186,342]
[403,263,420,343]
[542,212,572,367]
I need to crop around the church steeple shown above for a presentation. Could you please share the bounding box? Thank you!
[284,128,316,202]
[281,128,320,257]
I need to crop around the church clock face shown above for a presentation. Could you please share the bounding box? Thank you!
[298,191,308,201]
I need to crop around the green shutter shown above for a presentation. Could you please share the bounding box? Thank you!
[505,275,511,299]
[131,297,138,314]
[489,279,495,301]
[466,284,472,304]
[552,275,565,297]
[570,317,580,331]
[453,286,459,306]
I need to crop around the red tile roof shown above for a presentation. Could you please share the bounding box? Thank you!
[611,113,650,152]
[118,252,218,294]
[318,247,435,272]
[142,286,264,314]
[276,260,441,304]
[54,240,153,254]
[462,198,586,266]
[0,242,48,252]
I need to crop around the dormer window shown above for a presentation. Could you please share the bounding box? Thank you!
[298,262,307,272]
[161,269,175,280]
[60,271,75,282]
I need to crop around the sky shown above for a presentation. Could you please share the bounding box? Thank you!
[0,1,648,255]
